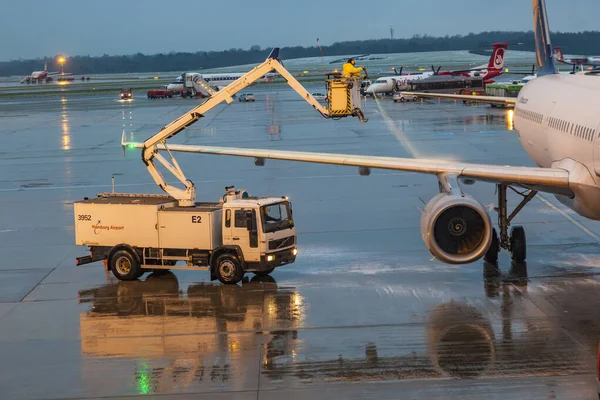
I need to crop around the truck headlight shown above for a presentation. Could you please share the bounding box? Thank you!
[292,248,298,256]
[267,255,275,262]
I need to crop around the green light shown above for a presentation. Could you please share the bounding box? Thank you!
[137,371,151,394]
[136,360,153,394]
[127,144,135,149]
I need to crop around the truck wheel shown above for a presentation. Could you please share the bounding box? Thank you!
[253,268,274,277]
[110,249,142,281]
[215,254,243,284]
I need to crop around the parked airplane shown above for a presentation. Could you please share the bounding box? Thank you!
[366,42,508,95]
[20,61,71,83]
[554,46,600,67]
[125,0,600,270]
[167,71,278,97]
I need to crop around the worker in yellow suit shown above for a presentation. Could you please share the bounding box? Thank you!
[342,58,364,79]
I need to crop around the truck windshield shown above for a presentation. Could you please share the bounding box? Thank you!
[261,202,292,233]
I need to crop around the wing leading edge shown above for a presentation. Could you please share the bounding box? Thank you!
[125,140,571,197]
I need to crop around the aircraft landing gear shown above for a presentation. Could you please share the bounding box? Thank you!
[484,184,537,264]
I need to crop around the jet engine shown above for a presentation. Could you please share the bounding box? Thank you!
[420,193,492,264]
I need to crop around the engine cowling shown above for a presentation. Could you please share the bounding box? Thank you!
[420,193,492,264]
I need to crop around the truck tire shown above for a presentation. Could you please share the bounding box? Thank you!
[110,249,142,281]
[253,268,274,277]
[215,254,244,284]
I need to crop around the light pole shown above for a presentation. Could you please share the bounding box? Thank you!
[58,56,66,75]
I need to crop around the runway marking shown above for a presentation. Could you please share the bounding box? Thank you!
[536,193,600,243]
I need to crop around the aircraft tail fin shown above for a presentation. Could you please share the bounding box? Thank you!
[533,0,557,76]
[268,48,280,60]
[44,61,47,72]
[553,46,565,63]
[487,42,508,70]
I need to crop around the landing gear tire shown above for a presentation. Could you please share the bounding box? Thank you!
[484,228,499,264]
[253,268,274,277]
[110,249,142,281]
[510,226,526,263]
[215,254,244,285]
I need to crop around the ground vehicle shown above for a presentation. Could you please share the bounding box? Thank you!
[398,76,484,94]
[74,187,297,284]
[76,48,366,283]
[485,83,522,108]
[239,93,255,102]
[393,92,418,102]
[120,88,132,99]
[312,92,326,100]
[147,86,174,99]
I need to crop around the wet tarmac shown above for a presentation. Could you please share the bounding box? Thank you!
[1,84,600,399]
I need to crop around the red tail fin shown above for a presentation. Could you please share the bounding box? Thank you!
[553,46,564,62]
[488,42,508,70]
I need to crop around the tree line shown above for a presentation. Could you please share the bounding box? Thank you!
[3,31,600,76]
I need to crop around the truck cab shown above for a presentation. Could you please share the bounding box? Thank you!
[217,187,297,283]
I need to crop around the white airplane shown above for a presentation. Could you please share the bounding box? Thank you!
[126,0,600,268]
[366,42,508,95]
[167,71,278,97]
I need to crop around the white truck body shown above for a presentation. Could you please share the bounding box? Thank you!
[74,195,222,250]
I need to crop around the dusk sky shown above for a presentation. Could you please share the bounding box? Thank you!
[2,0,599,61]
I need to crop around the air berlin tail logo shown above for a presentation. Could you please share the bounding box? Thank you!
[493,49,505,69]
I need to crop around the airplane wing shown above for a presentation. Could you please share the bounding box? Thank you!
[124,141,572,197]
[401,92,517,105]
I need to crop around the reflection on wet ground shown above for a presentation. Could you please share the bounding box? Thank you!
[1,86,599,399]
